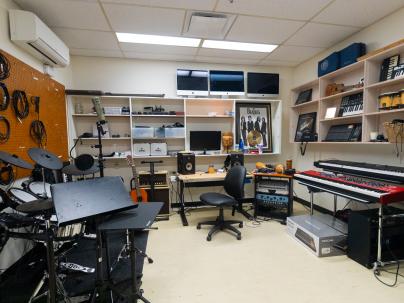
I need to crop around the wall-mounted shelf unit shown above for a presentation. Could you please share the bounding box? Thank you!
[66,96,282,162]
[290,41,404,144]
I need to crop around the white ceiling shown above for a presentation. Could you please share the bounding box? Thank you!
[14,0,404,67]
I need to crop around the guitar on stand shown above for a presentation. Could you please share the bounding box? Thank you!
[126,155,148,203]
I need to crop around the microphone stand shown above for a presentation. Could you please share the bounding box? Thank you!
[95,121,106,177]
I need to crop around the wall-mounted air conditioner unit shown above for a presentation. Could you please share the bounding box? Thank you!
[9,9,70,67]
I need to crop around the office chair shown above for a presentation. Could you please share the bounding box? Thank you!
[197,165,246,241]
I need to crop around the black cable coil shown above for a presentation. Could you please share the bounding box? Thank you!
[30,120,47,147]
[12,90,29,120]
[0,116,10,143]
[0,83,10,111]
[0,52,10,81]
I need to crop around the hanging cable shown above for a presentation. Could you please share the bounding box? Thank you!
[0,83,10,111]
[12,90,29,120]
[29,96,46,147]
[0,116,10,143]
[0,52,10,81]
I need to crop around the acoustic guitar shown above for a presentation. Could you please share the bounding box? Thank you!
[126,155,148,203]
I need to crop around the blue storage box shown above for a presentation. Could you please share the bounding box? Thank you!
[318,52,340,77]
[339,43,366,68]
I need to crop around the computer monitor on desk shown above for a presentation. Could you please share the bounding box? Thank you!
[190,131,221,155]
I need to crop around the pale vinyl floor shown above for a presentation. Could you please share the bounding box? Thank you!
[142,204,404,303]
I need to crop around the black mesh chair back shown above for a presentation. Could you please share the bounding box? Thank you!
[224,166,246,200]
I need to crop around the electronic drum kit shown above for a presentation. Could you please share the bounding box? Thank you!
[0,148,100,302]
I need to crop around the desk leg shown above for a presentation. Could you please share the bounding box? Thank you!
[310,191,314,215]
[178,181,188,226]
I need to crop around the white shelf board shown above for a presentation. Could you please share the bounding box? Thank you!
[132,114,184,117]
[290,99,319,109]
[72,114,130,117]
[365,77,404,89]
[320,114,362,122]
[365,108,404,116]
[75,137,131,141]
[320,61,364,80]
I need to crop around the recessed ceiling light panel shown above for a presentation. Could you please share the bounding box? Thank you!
[202,40,278,53]
[116,33,201,47]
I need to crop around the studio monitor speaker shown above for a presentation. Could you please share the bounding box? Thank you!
[177,152,195,175]
[230,153,244,167]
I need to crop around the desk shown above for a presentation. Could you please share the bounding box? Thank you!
[176,172,253,226]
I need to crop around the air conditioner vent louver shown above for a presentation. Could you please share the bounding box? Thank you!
[185,11,235,39]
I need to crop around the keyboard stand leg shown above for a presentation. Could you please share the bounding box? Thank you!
[373,205,384,273]
[310,191,314,215]
[333,195,337,216]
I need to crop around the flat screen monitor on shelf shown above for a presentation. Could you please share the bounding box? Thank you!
[177,69,209,96]
[247,72,279,98]
[190,131,222,154]
[209,70,245,96]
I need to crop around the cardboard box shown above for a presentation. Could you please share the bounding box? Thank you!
[150,143,167,156]
[133,143,150,156]
[287,215,346,257]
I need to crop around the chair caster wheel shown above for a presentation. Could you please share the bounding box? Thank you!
[239,223,243,228]
[207,236,212,241]
[237,235,241,240]
[197,224,201,229]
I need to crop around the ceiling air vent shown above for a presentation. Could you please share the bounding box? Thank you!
[185,12,235,39]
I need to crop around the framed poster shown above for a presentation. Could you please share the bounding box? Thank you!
[294,112,317,142]
[235,103,272,152]
[295,89,312,105]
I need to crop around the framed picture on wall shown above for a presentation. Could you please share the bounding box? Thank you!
[294,112,317,142]
[235,103,272,152]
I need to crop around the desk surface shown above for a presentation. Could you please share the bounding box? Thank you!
[177,171,253,183]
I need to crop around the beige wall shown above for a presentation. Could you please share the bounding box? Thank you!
[290,7,404,211]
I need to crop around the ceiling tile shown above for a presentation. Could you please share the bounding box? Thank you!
[103,3,185,35]
[226,16,304,44]
[259,59,300,67]
[216,0,333,21]
[99,0,217,10]
[14,0,110,31]
[313,0,404,27]
[120,43,198,55]
[195,56,260,65]
[267,45,324,62]
[53,28,121,50]
[70,48,124,58]
[285,22,359,48]
[123,52,195,62]
[198,48,269,60]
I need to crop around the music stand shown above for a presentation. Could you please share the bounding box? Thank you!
[98,203,162,303]
[51,176,138,302]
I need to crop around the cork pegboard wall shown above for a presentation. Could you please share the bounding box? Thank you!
[0,49,68,177]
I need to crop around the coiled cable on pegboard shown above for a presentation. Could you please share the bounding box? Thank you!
[0,116,10,143]
[12,90,29,120]
[30,96,47,147]
[0,52,10,81]
[0,82,10,111]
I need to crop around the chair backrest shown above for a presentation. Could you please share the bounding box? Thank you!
[224,165,246,199]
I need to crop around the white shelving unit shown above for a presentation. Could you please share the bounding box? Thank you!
[66,95,283,161]
[290,41,404,144]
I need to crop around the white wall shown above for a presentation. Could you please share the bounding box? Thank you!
[291,7,404,211]
[0,0,72,86]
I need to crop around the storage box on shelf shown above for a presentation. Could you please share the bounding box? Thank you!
[290,41,404,145]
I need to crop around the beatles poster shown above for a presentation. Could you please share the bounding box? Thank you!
[236,103,272,152]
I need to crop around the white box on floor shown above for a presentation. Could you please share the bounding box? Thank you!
[150,143,167,156]
[133,143,150,156]
[132,127,154,138]
[286,215,346,257]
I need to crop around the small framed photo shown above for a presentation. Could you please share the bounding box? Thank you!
[295,112,317,142]
[236,103,272,152]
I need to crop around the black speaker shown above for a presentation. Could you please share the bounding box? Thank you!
[177,152,195,175]
[230,153,244,167]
